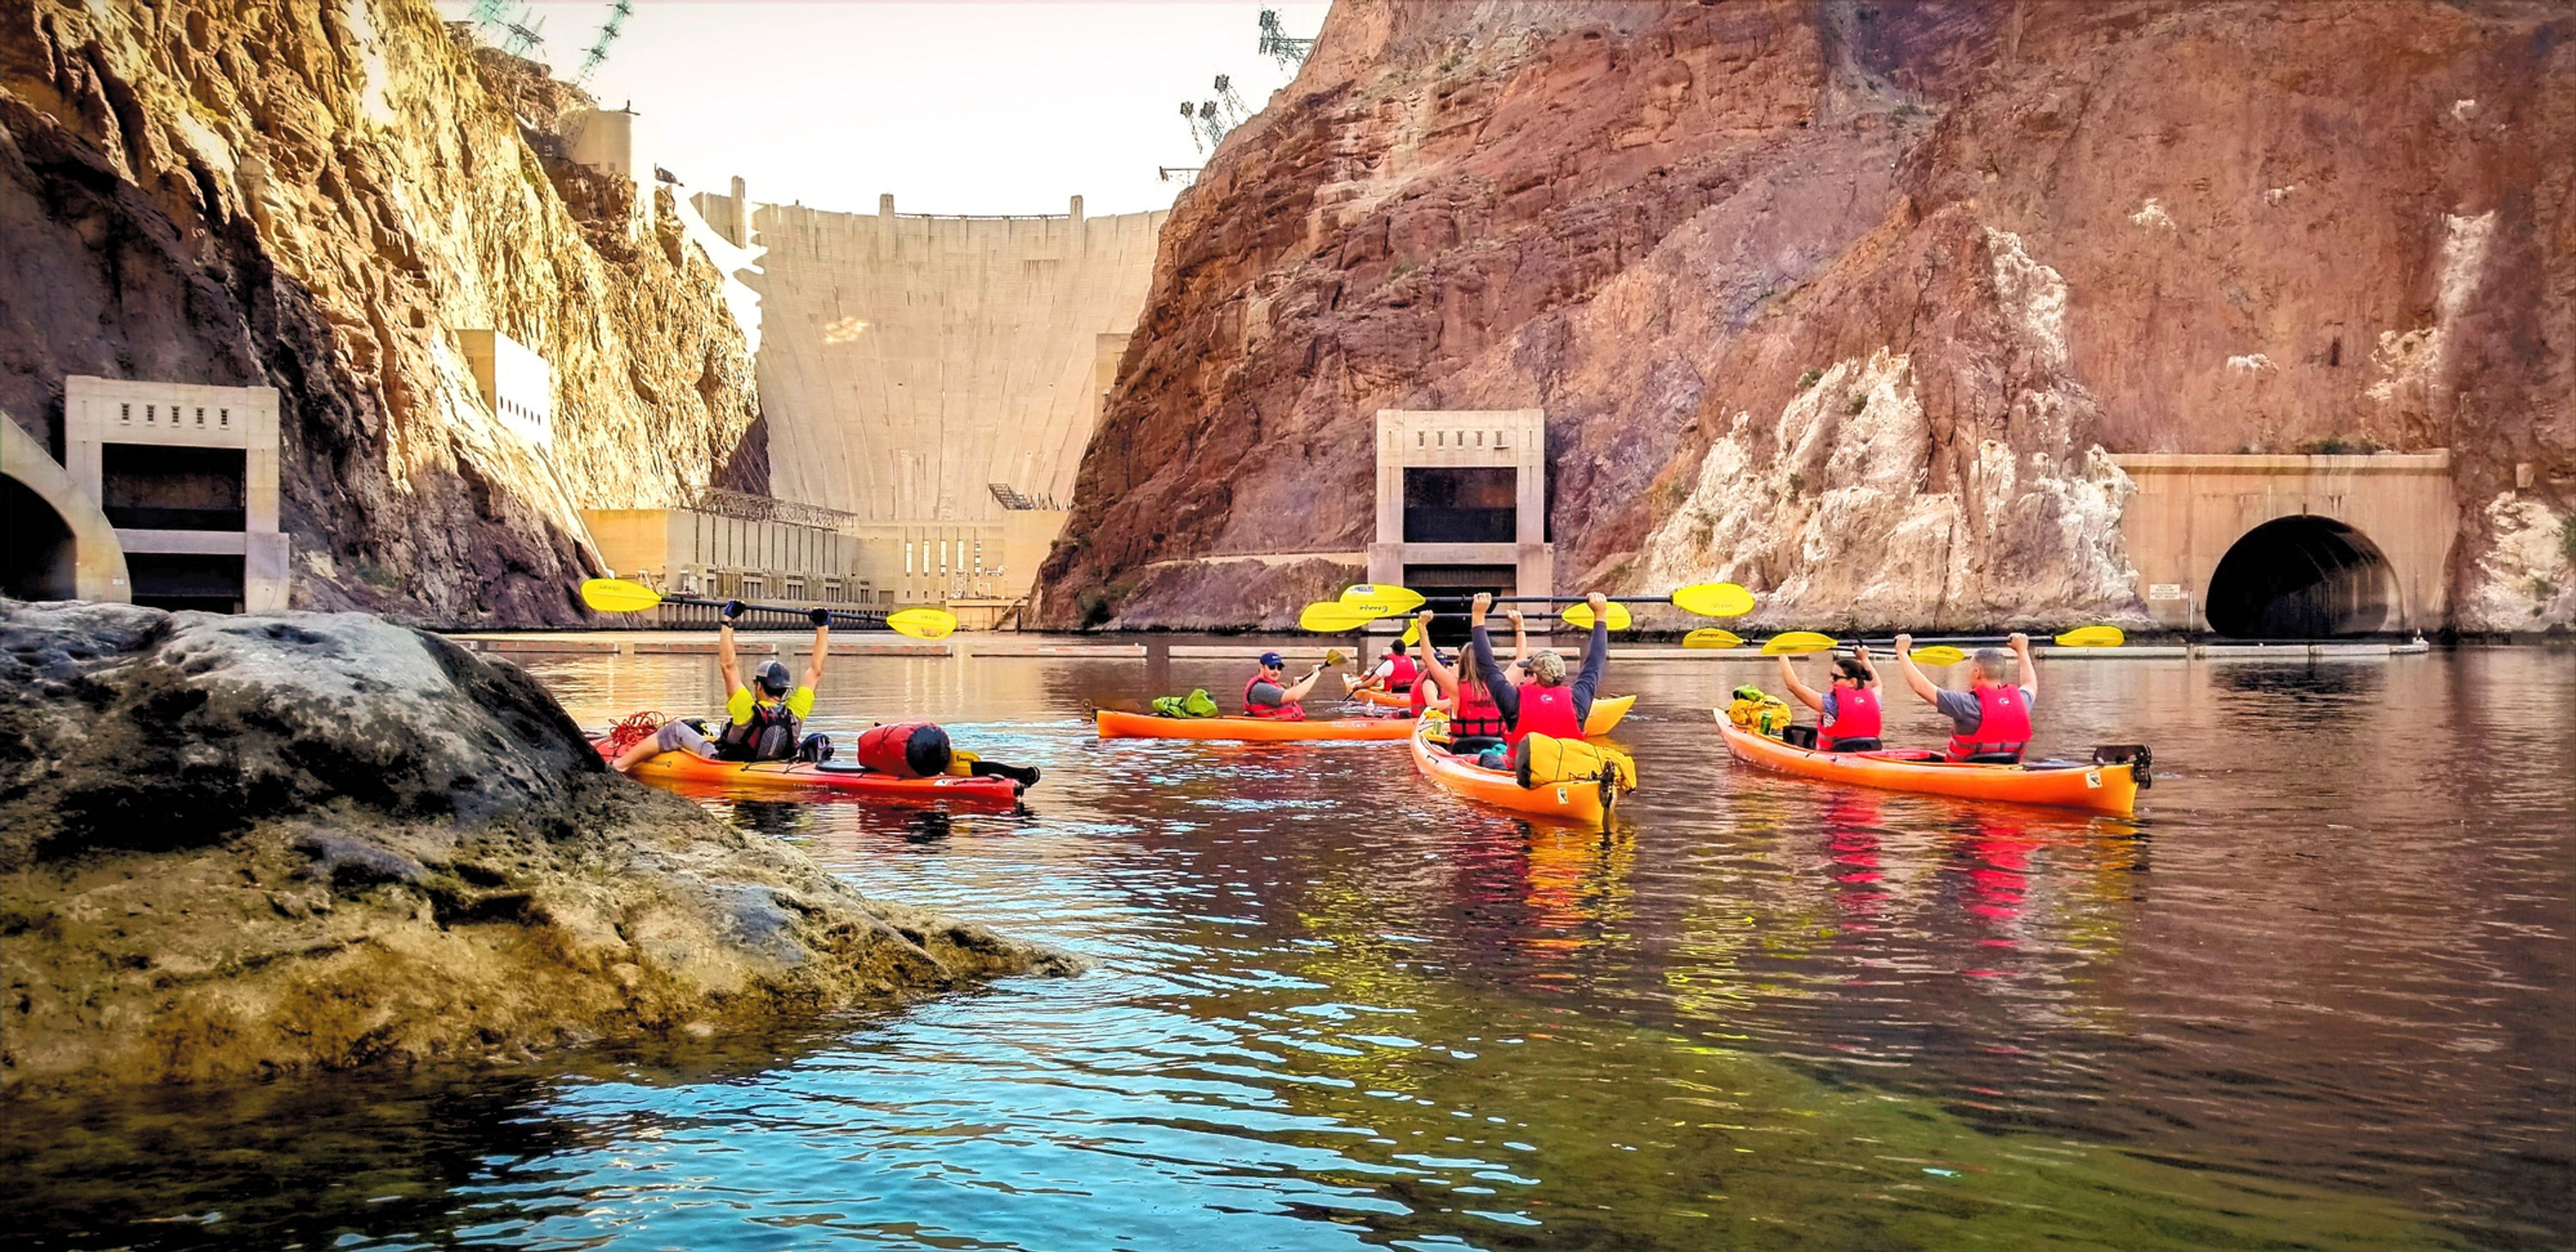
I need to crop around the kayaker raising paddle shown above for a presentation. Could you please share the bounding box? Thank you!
[1468,590,1608,745]
[611,601,828,773]
[1777,647,1884,751]
[1891,632,2036,762]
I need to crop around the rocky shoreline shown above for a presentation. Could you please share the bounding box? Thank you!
[0,601,1075,1095]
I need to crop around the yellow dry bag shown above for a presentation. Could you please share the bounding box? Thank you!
[1511,733,1638,791]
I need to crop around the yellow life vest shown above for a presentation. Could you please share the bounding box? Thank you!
[1727,689,1795,738]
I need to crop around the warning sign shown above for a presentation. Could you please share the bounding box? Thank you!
[2148,583,2186,601]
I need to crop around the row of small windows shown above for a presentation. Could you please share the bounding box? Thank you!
[498,398,550,428]
[1415,428,1509,450]
[120,403,230,428]
[903,537,987,577]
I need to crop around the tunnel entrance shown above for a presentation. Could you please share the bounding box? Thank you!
[2204,516,2397,638]
[3,477,79,600]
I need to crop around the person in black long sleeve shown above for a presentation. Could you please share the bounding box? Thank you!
[1467,590,1609,742]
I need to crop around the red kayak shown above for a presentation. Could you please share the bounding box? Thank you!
[592,738,1024,804]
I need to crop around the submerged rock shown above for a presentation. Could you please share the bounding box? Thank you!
[0,602,1074,1094]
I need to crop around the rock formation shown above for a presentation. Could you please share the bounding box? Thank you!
[2,0,764,626]
[0,601,1071,1093]
[1037,0,2573,632]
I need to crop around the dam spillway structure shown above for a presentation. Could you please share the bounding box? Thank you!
[689,185,1166,617]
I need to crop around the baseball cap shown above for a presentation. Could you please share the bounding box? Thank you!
[1259,651,1285,668]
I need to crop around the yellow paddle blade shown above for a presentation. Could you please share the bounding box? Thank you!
[2054,625,2126,647]
[1299,602,1378,632]
[1340,583,1425,616]
[1560,601,1633,631]
[1668,582,1757,618]
[1909,645,1968,667]
[1759,630,1839,655]
[885,608,957,640]
[580,577,665,614]
[1400,619,1421,646]
[1323,648,1348,667]
[1683,627,1744,650]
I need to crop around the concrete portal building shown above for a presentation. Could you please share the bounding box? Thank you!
[2109,452,2455,636]
[1369,409,1552,604]
[61,376,288,612]
[458,329,555,447]
[713,190,1165,606]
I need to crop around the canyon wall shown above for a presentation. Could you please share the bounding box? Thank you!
[2,0,762,625]
[1037,0,2573,632]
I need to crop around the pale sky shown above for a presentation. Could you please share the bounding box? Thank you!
[441,1,1330,216]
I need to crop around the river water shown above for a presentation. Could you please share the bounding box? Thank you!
[7,646,2571,1251]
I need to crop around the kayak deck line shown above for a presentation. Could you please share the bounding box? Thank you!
[592,738,1026,803]
[1713,716,2141,816]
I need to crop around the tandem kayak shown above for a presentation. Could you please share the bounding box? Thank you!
[1409,717,1619,828]
[1713,720,2140,816]
[1345,691,1637,735]
[1094,708,1417,742]
[593,738,1025,803]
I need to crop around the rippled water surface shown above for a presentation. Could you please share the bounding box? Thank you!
[8,645,2571,1250]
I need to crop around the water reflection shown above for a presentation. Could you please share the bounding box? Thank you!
[3,647,2567,1250]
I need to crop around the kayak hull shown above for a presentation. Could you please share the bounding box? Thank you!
[1095,708,1416,742]
[1714,718,2137,816]
[1410,717,1613,827]
[595,738,1023,802]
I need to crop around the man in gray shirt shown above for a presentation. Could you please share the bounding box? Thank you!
[1890,632,2038,762]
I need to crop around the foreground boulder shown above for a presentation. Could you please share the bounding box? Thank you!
[0,601,1074,1093]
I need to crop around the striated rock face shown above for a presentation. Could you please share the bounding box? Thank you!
[2,0,762,625]
[1038,0,2573,631]
[0,601,1072,1093]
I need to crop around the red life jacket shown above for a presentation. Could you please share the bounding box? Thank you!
[1383,653,1418,693]
[1409,675,1431,717]
[1820,686,1883,750]
[1947,684,2032,762]
[1510,683,1583,745]
[1449,683,1509,739]
[1243,672,1305,720]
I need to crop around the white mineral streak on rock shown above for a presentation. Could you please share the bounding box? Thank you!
[1987,228,2069,371]
[2264,185,2300,204]
[2452,99,2480,122]
[343,0,398,126]
[670,188,767,355]
[2129,198,2175,230]
[2369,210,2494,405]
[2458,495,2574,630]
[1641,230,2139,629]
[2227,353,2275,372]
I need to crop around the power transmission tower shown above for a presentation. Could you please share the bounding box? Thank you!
[574,0,635,85]
[1257,9,1315,70]
[501,8,547,58]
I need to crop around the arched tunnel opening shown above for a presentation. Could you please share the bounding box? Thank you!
[2204,515,2397,638]
[3,476,79,601]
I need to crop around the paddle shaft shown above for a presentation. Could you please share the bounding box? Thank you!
[1407,595,1670,607]
[650,593,896,630]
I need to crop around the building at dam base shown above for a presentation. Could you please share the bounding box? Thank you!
[628,186,1166,614]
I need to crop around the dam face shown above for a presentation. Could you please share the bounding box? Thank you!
[729,192,1165,609]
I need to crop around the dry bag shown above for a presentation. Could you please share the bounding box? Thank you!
[1510,732,1637,791]
[856,722,953,778]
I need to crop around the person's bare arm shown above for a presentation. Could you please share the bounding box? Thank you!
[1411,611,1455,697]
[1506,609,1529,665]
[1852,644,1880,685]
[2010,632,2036,700]
[717,609,745,700]
[801,611,829,690]
[1892,633,1941,706]
[1777,655,1825,713]
[1283,664,1328,702]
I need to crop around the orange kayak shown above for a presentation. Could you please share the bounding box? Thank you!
[1714,719,2139,816]
[1094,708,1416,742]
[1346,691,1637,734]
[1409,717,1618,827]
[593,738,1025,803]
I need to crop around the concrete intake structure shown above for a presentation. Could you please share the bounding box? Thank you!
[696,190,1167,609]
